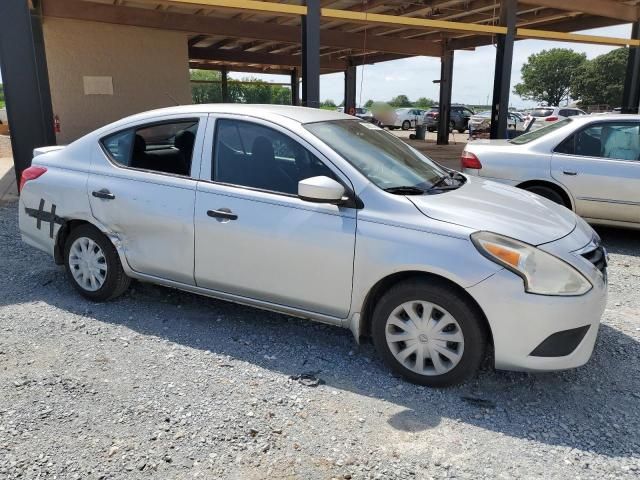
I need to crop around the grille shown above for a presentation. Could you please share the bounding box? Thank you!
[581,244,607,275]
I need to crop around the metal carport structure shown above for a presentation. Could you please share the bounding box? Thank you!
[1,0,640,184]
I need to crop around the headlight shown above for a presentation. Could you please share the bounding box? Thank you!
[471,231,592,296]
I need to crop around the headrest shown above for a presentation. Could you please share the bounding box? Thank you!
[133,134,146,154]
[251,136,274,160]
[175,130,195,152]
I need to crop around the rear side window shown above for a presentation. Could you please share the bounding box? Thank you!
[101,119,199,176]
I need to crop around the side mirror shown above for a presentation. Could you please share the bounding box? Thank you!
[298,176,346,204]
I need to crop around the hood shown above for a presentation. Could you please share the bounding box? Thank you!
[408,177,576,245]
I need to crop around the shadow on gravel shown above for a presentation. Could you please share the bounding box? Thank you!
[1,203,639,460]
[596,226,640,256]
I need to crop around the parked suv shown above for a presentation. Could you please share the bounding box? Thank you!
[424,105,475,133]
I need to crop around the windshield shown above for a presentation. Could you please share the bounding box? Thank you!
[531,108,555,117]
[510,118,572,144]
[476,111,491,118]
[305,120,448,190]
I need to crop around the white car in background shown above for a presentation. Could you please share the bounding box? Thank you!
[461,115,640,230]
[468,110,525,135]
[528,106,587,131]
[382,108,425,130]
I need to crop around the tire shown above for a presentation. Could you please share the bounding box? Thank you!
[64,224,131,301]
[401,120,411,131]
[427,127,435,132]
[371,279,487,387]
[457,128,466,134]
[524,185,567,208]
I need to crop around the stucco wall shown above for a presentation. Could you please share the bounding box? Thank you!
[43,18,192,143]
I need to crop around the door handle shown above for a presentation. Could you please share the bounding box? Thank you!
[562,170,578,176]
[207,209,238,221]
[92,189,115,200]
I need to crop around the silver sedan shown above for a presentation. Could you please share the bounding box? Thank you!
[462,115,640,230]
[19,105,607,387]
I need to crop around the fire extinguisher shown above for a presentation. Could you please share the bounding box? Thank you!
[54,115,61,134]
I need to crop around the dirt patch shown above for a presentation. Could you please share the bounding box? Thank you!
[0,135,12,159]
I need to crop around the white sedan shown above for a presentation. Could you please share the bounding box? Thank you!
[19,105,607,386]
[461,114,640,230]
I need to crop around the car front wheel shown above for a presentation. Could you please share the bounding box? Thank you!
[372,279,487,387]
[64,224,131,301]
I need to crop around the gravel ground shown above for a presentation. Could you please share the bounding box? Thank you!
[0,202,638,479]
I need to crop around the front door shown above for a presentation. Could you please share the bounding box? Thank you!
[88,115,206,285]
[552,120,640,224]
[194,116,357,318]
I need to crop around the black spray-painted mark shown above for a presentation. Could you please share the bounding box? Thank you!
[25,199,64,239]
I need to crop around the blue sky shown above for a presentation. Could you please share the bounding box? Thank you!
[0,24,631,108]
[231,24,632,108]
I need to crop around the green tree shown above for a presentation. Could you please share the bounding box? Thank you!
[364,99,374,108]
[320,99,337,110]
[0,84,4,108]
[572,48,627,108]
[414,97,435,108]
[389,94,412,107]
[513,48,587,106]
[190,70,292,105]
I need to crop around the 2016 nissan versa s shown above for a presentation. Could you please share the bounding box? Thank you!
[19,105,608,387]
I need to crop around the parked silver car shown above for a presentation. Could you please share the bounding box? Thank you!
[462,115,640,230]
[19,105,607,387]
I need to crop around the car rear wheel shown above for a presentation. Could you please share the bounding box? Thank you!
[427,127,436,132]
[371,279,487,387]
[401,120,411,130]
[524,185,568,208]
[64,224,130,301]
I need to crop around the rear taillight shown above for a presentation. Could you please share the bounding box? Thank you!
[461,151,482,170]
[19,166,47,192]
[428,112,438,118]
[545,116,558,122]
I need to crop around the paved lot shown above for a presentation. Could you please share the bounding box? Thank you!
[0,201,639,479]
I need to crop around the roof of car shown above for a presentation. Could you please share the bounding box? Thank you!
[113,104,352,126]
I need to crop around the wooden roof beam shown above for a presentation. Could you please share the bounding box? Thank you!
[189,46,348,69]
[42,0,443,56]
[519,0,639,22]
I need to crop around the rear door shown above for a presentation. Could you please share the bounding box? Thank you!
[88,114,207,284]
[193,116,357,318]
[551,120,640,223]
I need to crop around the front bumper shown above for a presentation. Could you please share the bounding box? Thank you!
[466,252,607,372]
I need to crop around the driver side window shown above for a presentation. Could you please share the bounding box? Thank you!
[213,119,336,195]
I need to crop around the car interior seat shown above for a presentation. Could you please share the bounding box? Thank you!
[603,127,640,160]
